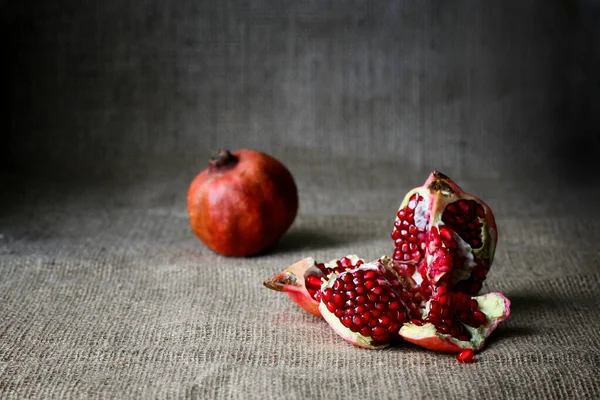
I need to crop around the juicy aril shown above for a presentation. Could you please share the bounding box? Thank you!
[264,172,510,355]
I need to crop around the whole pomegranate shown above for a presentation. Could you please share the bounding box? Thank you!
[187,149,298,257]
[264,172,511,356]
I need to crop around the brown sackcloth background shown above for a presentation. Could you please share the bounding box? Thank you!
[2,1,600,399]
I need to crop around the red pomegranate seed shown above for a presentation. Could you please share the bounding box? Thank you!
[355,304,366,313]
[364,280,377,290]
[363,270,377,280]
[332,293,346,307]
[339,257,353,267]
[352,315,365,327]
[469,299,479,311]
[472,310,488,326]
[456,349,475,363]
[340,316,352,328]
[306,274,323,291]
[371,286,384,296]
[371,326,387,336]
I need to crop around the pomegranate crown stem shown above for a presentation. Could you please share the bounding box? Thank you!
[209,149,239,169]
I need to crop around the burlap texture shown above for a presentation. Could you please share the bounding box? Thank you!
[1,164,599,399]
[2,0,600,399]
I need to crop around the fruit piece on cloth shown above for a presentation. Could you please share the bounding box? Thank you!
[456,349,475,363]
[318,258,411,349]
[391,171,498,300]
[399,292,511,353]
[187,149,298,257]
[263,255,365,318]
[263,172,510,357]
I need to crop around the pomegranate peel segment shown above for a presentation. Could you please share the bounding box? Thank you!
[399,292,511,353]
[263,257,322,317]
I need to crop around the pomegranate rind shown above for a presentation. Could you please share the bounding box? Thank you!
[263,255,364,318]
[263,257,322,317]
[399,292,511,353]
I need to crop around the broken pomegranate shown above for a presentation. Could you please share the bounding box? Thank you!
[187,149,298,257]
[263,171,510,358]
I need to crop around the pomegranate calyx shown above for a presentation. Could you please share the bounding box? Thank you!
[431,170,451,180]
[208,149,239,170]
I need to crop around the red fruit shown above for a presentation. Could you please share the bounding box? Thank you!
[391,171,497,297]
[187,149,298,257]
[456,349,475,363]
[318,258,409,349]
[263,255,365,318]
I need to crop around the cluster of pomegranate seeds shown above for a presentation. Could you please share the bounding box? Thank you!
[424,226,459,284]
[305,257,364,302]
[425,291,488,341]
[321,268,407,345]
[384,261,429,319]
[442,200,485,249]
[392,194,428,262]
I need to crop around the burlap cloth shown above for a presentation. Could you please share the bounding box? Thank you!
[2,1,599,398]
